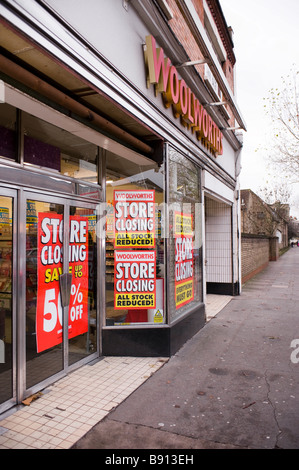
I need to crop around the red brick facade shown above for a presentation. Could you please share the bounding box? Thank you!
[166,0,235,127]
[241,236,270,284]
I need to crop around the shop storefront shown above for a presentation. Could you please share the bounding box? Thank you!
[0,97,102,412]
[0,94,205,412]
[0,0,245,412]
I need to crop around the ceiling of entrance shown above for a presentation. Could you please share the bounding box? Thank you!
[0,22,159,154]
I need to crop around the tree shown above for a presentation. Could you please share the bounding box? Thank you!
[257,182,291,205]
[263,67,299,183]
[257,181,291,220]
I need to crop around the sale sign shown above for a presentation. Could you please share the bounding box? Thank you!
[114,251,156,309]
[68,215,89,339]
[36,213,89,353]
[114,190,155,247]
[174,212,194,308]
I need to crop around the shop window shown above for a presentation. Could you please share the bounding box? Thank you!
[0,104,17,161]
[22,112,99,186]
[168,147,203,323]
[105,150,165,326]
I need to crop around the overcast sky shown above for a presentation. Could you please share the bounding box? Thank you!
[220,0,299,215]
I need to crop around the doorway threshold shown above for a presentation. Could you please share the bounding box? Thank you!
[205,294,232,322]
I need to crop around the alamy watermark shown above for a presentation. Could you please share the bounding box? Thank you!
[0,339,4,364]
[290,339,299,364]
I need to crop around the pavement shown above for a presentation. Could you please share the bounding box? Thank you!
[1,247,298,450]
[0,357,168,449]
[73,247,299,450]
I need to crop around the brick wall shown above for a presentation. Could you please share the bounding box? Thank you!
[241,235,270,284]
[168,0,206,81]
[167,0,236,127]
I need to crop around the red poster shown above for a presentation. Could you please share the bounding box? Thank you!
[174,212,194,308]
[114,190,155,248]
[36,213,89,353]
[68,215,89,339]
[114,251,156,310]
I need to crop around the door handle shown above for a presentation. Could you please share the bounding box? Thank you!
[59,273,72,307]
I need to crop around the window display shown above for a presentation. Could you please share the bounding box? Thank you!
[168,147,203,323]
[105,146,202,327]
[105,151,165,325]
[174,211,194,308]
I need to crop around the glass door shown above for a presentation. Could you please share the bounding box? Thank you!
[68,204,98,366]
[24,194,98,395]
[25,198,65,389]
[0,190,16,413]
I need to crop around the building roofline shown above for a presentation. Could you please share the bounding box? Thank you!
[206,0,236,65]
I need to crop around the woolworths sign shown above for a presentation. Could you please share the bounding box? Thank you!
[144,35,224,157]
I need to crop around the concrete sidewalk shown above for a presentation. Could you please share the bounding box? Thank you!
[73,248,299,449]
[0,299,228,450]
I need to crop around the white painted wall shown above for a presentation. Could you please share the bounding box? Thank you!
[205,197,232,283]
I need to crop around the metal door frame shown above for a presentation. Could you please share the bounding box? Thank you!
[0,187,18,414]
